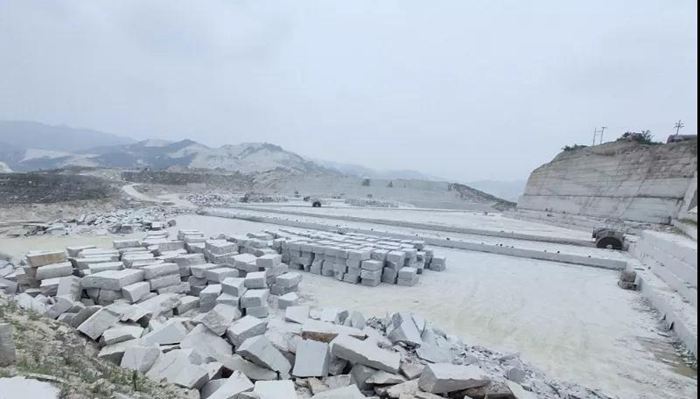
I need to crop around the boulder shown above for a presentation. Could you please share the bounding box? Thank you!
[201,304,242,336]
[253,380,297,399]
[237,335,292,375]
[206,371,255,399]
[330,334,400,374]
[417,363,490,394]
[121,345,161,373]
[293,339,330,378]
[141,319,188,346]
[77,308,120,340]
[226,315,268,347]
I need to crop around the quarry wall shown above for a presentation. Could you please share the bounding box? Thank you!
[517,139,697,224]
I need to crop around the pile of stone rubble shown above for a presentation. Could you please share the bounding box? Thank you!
[0,230,613,399]
[8,206,188,237]
[186,192,288,208]
[272,229,446,287]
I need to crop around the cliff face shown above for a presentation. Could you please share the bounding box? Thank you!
[517,139,697,224]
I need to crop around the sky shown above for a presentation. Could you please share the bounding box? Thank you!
[0,0,696,182]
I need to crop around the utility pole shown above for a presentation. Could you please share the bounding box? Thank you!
[592,128,598,146]
[599,126,607,144]
[674,120,684,136]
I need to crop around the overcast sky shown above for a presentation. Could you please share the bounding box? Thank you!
[0,1,696,182]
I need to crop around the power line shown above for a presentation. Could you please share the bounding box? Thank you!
[674,120,684,136]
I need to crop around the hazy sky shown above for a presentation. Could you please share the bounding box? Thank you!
[0,1,696,182]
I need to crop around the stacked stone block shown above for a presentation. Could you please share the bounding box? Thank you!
[270,228,445,287]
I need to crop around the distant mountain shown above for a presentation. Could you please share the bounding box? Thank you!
[314,159,443,181]
[465,179,527,202]
[80,140,331,174]
[0,122,335,175]
[0,121,516,209]
[0,121,134,152]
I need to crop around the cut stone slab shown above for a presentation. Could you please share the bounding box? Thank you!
[35,262,73,280]
[141,319,188,346]
[277,292,299,309]
[200,284,223,312]
[206,267,241,283]
[26,250,66,267]
[176,296,200,315]
[191,263,220,279]
[241,289,269,308]
[244,271,267,289]
[202,304,243,336]
[219,354,278,381]
[275,272,302,288]
[350,364,376,390]
[365,370,406,385]
[102,325,144,345]
[233,254,259,272]
[206,239,238,255]
[293,339,330,378]
[98,338,139,363]
[67,244,96,257]
[321,308,349,325]
[216,293,240,308]
[285,305,310,324]
[206,371,255,399]
[226,316,268,347]
[69,305,101,328]
[77,308,119,340]
[181,324,233,362]
[257,254,281,269]
[330,334,400,373]
[222,277,247,297]
[135,293,181,318]
[417,363,490,394]
[148,274,181,290]
[81,269,145,291]
[246,305,269,318]
[415,328,453,364]
[146,349,210,389]
[121,281,151,303]
[388,317,422,347]
[236,335,292,375]
[311,385,365,398]
[400,361,424,380]
[254,380,297,399]
[142,263,179,279]
[121,344,161,373]
[46,296,74,319]
[302,320,366,343]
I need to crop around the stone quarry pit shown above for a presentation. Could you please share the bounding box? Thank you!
[0,195,696,399]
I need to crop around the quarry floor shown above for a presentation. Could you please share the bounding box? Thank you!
[0,208,696,398]
[226,200,593,242]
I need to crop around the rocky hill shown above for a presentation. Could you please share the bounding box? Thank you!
[517,139,698,224]
[0,121,516,210]
[1,133,332,176]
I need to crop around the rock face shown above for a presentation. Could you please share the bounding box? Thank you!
[517,140,697,224]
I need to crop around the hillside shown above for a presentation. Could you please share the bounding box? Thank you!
[0,121,133,152]
[0,131,332,175]
[517,139,698,224]
[0,122,516,210]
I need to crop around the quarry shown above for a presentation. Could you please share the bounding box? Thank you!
[0,133,695,399]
